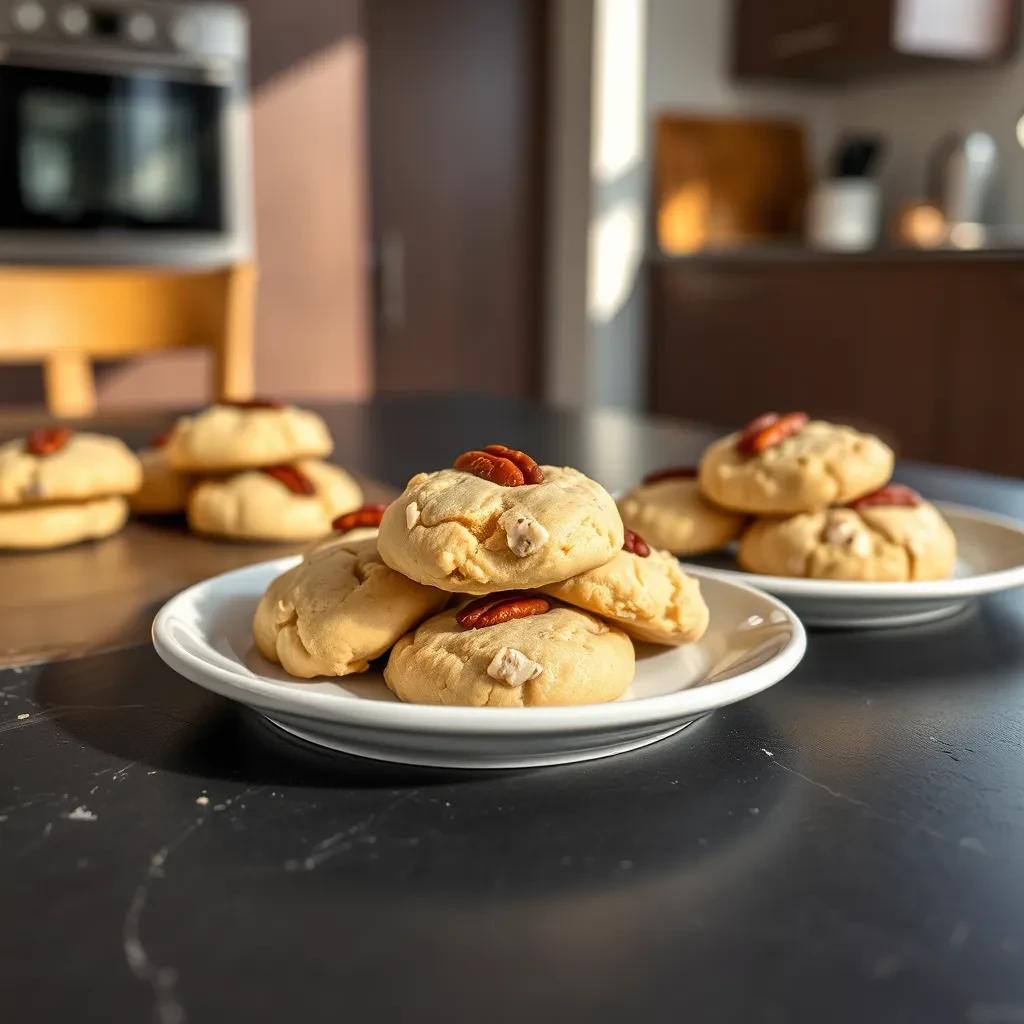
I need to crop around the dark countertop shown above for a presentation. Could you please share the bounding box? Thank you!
[3,394,1024,1024]
[648,244,1024,266]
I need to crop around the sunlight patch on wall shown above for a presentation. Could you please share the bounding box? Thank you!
[591,0,646,184]
[587,198,644,325]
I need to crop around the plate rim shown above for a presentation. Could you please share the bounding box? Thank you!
[151,559,806,733]
[682,502,1024,602]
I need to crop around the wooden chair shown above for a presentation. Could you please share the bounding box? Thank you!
[0,263,256,417]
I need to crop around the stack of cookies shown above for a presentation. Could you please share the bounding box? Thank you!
[253,443,710,707]
[133,400,363,543]
[623,412,956,582]
[0,427,141,550]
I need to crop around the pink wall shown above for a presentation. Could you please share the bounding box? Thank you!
[249,31,371,402]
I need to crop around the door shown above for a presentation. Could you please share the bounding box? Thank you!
[367,0,546,397]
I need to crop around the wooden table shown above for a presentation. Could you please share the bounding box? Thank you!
[4,395,1024,1024]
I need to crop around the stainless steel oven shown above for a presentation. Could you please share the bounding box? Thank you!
[0,0,250,265]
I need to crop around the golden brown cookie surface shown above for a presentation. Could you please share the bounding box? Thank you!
[130,447,192,515]
[700,419,893,515]
[739,500,956,581]
[0,432,141,507]
[377,465,623,594]
[618,477,743,555]
[385,602,634,706]
[543,545,709,645]
[187,461,361,542]
[253,537,447,678]
[0,496,128,550]
[165,403,332,472]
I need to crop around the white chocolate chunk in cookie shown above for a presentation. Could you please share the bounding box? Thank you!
[499,508,549,557]
[824,518,856,546]
[824,514,872,557]
[406,501,421,530]
[850,533,872,557]
[486,647,544,686]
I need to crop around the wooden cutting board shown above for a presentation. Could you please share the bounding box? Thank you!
[654,114,809,254]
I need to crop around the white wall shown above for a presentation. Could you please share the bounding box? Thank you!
[588,0,649,410]
[545,0,650,411]
[830,24,1024,224]
[545,0,832,412]
[544,0,593,408]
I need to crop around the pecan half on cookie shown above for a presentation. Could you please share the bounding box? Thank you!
[456,591,552,629]
[736,412,809,455]
[260,464,316,496]
[332,503,389,534]
[453,444,544,486]
[25,427,73,456]
[642,465,698,485]
[850,484,921,510]
[623,528,651,557]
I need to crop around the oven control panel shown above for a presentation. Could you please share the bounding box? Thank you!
[0,0,246,61]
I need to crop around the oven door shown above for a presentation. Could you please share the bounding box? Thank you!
[0,62,223,231]
[0,58,246,264]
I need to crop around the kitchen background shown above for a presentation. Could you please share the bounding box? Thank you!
[1,0,1022,476]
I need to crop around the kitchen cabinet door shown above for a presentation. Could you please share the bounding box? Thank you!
[731,0,1018,83]
[943,264,1024,477]
[648,260,949,463]
[732,0,871,81]
[367,0,546,398]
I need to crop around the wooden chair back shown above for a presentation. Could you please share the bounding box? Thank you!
[0,262,256,417]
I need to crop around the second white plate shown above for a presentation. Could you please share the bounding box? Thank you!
[152,559,805,769]
[685,503,1024,629]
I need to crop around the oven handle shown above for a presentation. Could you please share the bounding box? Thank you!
[0,43,238,86]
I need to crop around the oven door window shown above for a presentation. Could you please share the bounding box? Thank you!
[0,65,224,231]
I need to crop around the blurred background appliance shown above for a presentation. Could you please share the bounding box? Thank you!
[0,0,250,265]
[929,130,999,226]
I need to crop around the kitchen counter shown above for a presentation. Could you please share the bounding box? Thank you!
[648,256,1024,476]
[649,243,1024,264]
[3,394,1024,1024]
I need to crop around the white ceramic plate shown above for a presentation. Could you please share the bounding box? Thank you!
[685,503,1024,629]
[152,558,806,769]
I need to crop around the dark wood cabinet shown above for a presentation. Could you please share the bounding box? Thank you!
[732,0,1018,83]
[367,0,546,399]
[649,256,1024,477]
[942,265,1024,474]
